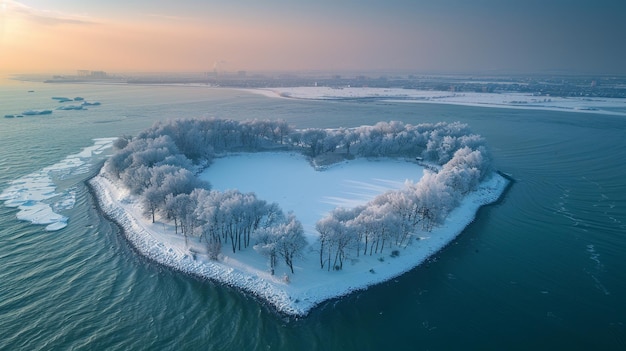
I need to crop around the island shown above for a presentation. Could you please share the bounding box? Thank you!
[88,118,509,316]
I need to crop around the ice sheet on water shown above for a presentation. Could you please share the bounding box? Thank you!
[0,138,116,231]
[16,201,67,224]
[56,105,85,110]
[52,188,77,211]
[45,221,68,231]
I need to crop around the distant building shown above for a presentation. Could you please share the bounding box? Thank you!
[237,70,247,78]
[76,70,107,79]
[90,71,107,79]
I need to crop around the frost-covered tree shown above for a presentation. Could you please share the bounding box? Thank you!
[103,117,494,273]
[339,127,360,155]
[354,202,398,255]
[375,190,415,247]
[121,164,152,195]
[315,216,334,270]
[163,193,182,235]
[141,185,163,223]
[322,130,343,153]
[411,172,459,231]
[273,119,293,145]
[112,135,131,150]
[254,228,279,274]
[300,129,327,157]
[160,168,211,197]
[191,189,272,254]
[316,208,357,271]
[253,213,306,275]
[275,214,306,274]
[163,193,196,242]
[192,189,223,258]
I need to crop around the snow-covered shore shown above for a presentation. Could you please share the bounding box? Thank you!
[88,153,509,316]
[247,87,626,116]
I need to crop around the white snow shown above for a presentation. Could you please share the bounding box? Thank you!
[0,138,116,231]
[247,87,626,116]
[203,153,420,240]
[89,152,508,316]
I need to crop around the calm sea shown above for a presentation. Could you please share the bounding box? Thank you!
[1,79,625,350]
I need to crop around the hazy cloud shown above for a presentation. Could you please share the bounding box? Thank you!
[142,13,193,22]
[5,0,97,26]
[2,0,625,74]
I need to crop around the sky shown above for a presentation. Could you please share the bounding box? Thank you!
[1,0,625,75]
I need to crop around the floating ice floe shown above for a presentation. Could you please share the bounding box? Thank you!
[57,105,85,111]
[22,109,53,116]
[0,138,117,231]
[52,97,73,103]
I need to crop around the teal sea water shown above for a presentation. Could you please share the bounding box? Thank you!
[1,80,625,350]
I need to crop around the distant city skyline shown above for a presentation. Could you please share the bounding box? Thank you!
[1,0,625,75]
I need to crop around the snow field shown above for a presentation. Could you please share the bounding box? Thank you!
[203,153,420,241]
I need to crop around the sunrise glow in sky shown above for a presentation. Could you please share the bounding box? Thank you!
[1,0,625,75]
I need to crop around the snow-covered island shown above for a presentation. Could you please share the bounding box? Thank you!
[89,118,509,316]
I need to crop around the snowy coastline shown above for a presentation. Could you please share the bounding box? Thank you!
[88,154,509,316]
[246,87,626,116]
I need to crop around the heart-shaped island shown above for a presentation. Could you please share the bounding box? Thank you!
[89,118,509,316]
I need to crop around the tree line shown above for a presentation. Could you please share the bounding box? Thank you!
[315,144,490,270]
[103,117,491,274]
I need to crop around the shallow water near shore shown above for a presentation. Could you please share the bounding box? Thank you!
[1,81,625,350]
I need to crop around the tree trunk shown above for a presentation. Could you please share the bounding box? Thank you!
[320,241,325,269]
[237,231,241,251]
[270,253,276,275]
[327,250,332,271]
[364,235,368,256]
[286,254,294,274]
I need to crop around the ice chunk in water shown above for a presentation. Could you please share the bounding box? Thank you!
[0,138,116,231]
